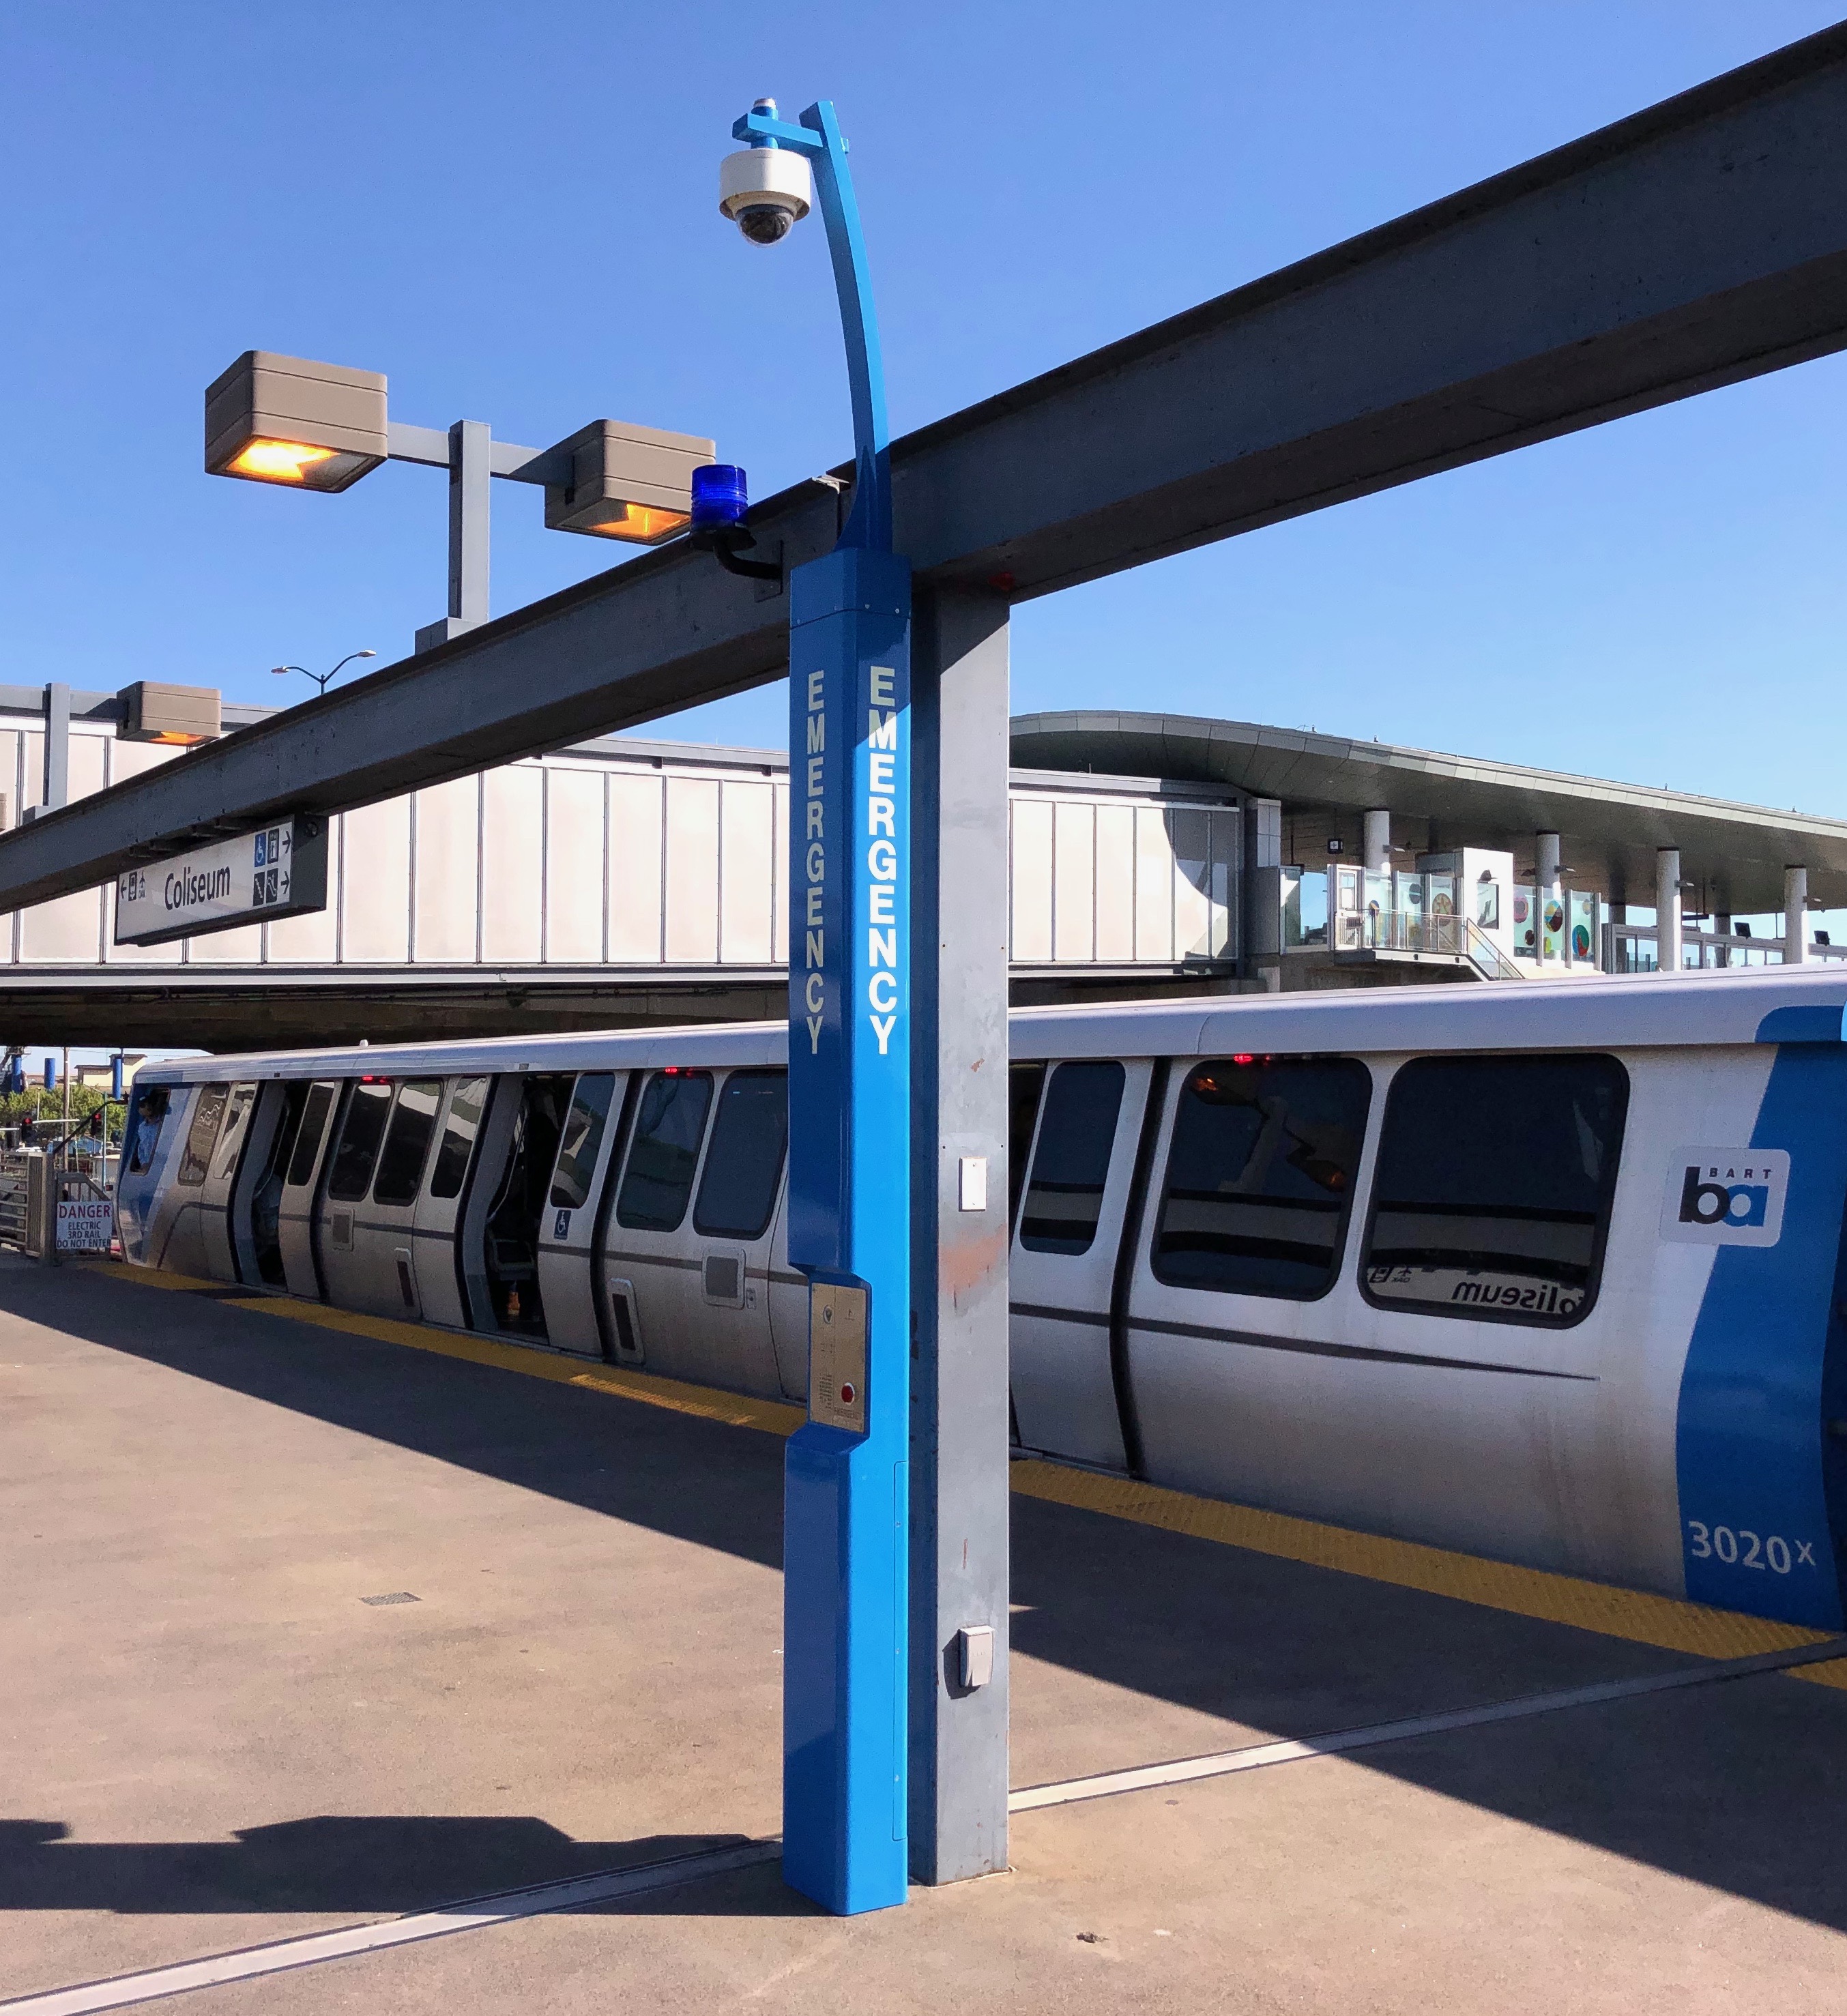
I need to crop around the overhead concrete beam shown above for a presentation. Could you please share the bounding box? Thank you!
[4,23,1847,911]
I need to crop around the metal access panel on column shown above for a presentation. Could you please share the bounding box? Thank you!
[782,545,912,1916]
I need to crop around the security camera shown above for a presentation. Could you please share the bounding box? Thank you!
[719,141,813,246]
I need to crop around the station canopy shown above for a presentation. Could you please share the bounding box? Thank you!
[1012,711,1847,916]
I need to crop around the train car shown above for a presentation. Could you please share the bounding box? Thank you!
[115,965,1847,1632]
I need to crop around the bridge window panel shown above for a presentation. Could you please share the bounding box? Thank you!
[285,1084,337,1190]
[373,1079,445,1206]
[615,1069,714,1231]
[549,1073,617,1211]
[325,1080,394,1203]
[1361,1053,1628,1328]
[1152,1056,1372,1301]
[176,1085,229,1188]
[429,1077,490,1199]
[694,1070,788,1239]
[1008,1062,1047,1227]
[1020,1062,1125,1255]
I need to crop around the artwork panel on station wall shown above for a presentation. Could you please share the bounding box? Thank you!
[607,772,664,963]
[1010,798,1053,963]
[343,798,412,962]
[413,776,480,963]
[545,766,605,963]
[718,780,775,965]
[664,776,719,964]
[481,766,543,965]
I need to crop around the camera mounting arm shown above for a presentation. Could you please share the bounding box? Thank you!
[731,101,891,556]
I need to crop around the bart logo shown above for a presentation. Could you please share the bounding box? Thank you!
[1661,1149,1788,1248]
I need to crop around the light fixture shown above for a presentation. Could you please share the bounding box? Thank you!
[204,351,388,493]
[115,682,222,746]
[542,419,715,543]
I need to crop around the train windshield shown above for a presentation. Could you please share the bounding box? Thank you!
[1152,1057,1372,1299]
[1363,1053,1628,1326]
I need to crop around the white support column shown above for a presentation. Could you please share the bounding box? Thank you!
[1784,865,1809,965]
[1363,807,1391,873]
[1535,832,1561,967]
[1656,848,1683,975]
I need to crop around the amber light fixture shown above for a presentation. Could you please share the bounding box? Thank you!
[205,352,388,494]
[543,420,714,545]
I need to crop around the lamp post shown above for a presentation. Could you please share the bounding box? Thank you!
[271,650,377,699]
[713,96,912,1918]
[204,352,718,654]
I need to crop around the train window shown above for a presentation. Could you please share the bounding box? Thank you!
[210,1085,258,1183]
[176,1085,229,1188]
[1152,1056,1371,1300]
[1019,1062,1124,1255]
[1361,1053,1627,1327]
[615,1070,714,1231]
[549,1074,617,1211]
[325,1080,394,1202]
[285,1084,336,1189]
[694,1070,787,1239]
[1008,1063,1047,1226]
[372,1079,444,1206]
[126,1085,171,1176]
[429,1077,489,1199]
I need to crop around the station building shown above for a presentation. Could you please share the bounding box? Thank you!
[0,686,1842,1048]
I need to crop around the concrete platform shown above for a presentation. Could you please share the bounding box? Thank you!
[5,1257,1847,2012]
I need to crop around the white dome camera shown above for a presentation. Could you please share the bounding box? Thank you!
[719,143,813,246]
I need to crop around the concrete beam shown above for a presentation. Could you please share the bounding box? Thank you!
[4,23,1847,911]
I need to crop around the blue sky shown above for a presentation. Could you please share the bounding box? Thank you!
[2,0,1844,841]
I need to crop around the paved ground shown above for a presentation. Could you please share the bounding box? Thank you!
[5,1256,1847,2012]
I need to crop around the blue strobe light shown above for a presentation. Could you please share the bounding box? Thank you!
[690,463,749,533]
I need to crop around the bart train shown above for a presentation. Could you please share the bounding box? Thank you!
[115,965,1847,1631]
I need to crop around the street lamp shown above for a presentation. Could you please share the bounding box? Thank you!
[716,96,912,1920]
[271,650,377,699]
[205,351,718,653]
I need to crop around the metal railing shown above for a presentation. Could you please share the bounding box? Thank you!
[0,1152,29,1250]
[1343,910,1526,980]
[1607,924,1847,974]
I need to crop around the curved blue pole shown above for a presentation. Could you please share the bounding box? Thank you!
[733,100,891,553]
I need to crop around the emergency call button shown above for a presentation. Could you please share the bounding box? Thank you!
[808,1283,868,1435]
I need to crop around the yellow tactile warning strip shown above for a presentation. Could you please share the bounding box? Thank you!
[77,1257,1847,1684]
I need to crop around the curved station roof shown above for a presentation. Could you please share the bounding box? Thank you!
[1012,711,1847,914]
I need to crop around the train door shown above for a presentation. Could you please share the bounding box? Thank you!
[1009,1057,1153,1469]
[231,1081,310,1287]
[474,1073,573,1340]
[276,1081,341,1300]
[599,1067,720,1384]
[411,1076,491,1330]
[534,1072,630,1357]
[682,1068,786,1396]
[116,1084,180,1266]
[317,1078,445,1319]
[159,1082,259,1282]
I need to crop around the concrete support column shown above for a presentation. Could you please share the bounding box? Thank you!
[1535,832,1561,965]
[1715,913,1732,969]
[1785,865,1809,965]
[1244,798,1283,991]
[907,586,1010,1884]
[1363,807,1391,873]
[1657,848,1683,975]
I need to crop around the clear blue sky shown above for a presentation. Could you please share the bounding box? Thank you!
[2,1,1844,840]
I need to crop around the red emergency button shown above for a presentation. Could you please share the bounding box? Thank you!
[839,1382,856,1405]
